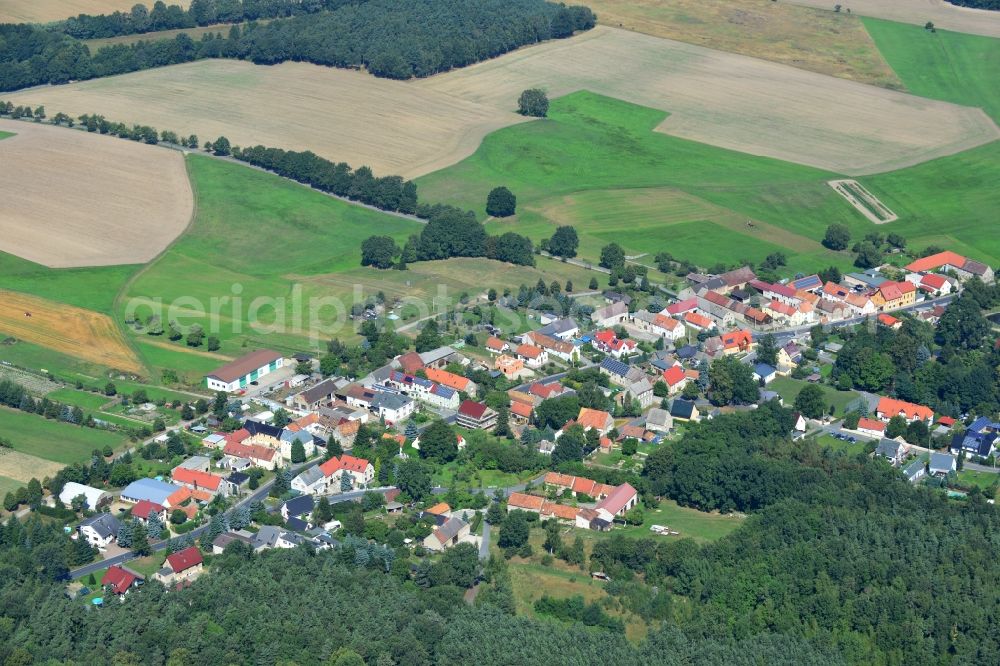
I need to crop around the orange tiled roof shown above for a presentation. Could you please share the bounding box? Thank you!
[905,251,966,273]
[577,407,612,431]
[507,492,544,511]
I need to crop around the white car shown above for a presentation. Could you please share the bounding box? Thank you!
[650,525,666,534]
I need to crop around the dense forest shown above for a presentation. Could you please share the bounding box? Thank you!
[0,0,596,91]
[1,518,835,665]
[633,400,1000,664]
[944,0,1000,9]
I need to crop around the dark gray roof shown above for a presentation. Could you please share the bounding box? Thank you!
[670,400,696,419]
[929,452,955,472]
[434,516,468,544]
[875,439,904,458]
[282,494,315,517]
[599,357,630,377]
[243,419,282,439]
[298,379,340,405]
[80,513,121,539]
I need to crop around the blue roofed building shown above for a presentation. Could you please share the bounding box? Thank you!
[753,363,777,384]
[790,274,822,292]
[120,478,180,506]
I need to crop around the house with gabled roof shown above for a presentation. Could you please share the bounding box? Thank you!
[876,397,933,424]
[424,366,476,396]
[536,317,580,341]
[205,349,284,393]
[154,546,204,586]
[102,565,143,597]
[78,513,121,548]
[576,407,614,434]
[485,336,509,354]
[661,365,688,395]
[457,400,498,430]
[171,467,227,497]
[515,343,548,369]
[595,483,638,519]
[875,438,907,466]
[423,516,470,552]
[591,301,629,327]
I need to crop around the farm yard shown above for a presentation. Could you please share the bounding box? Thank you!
[8,26,995,179]
[581,0,902,87]
[786,0,1000,39]
[0,120,193,268]
[0,290,144,375]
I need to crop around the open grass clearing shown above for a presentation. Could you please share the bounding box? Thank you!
[612,500,744,542]
[46,388,114,411]
[788,0,1000,39]
[956,469,999,494]
[583,0,901,87]
[0,290,143,375]
[863,18,1000,124]
[770,377,860,416]
[0,475,25,498]
[814,433,871,457]
[9,26,994,178]
[0,407,127,465]
[0,120,192,268]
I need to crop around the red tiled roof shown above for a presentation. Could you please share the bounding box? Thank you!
[541,502,579,521]
[766,300,796,316]
[426,502,451,515]
[485,336,506,351]
[225,428,250,445]
[397,351,424,374]
[652,313,680,331]
[666,298,697,315]
[166,546,203,574]
[879,282,903,302]
[516,344,543,359]
[424,367,470,392]
[572,477,597,496]
[685,312,712,329]
[507,492,544,511]
[920,273,947,289]
[131,500,165,521]
[530,382,564,399]
[662,365,686,387]
[577,407,612,431]
[165,487,192,508]
[172,467,222,491]
[102,565,137,595]
[223,439,277,462]
[510,401,533,418]
[722,329,753,349]
[341,454,370,473]
[823,282,850,300]
[459,400,488,419]
[703,290,730,307]
[877,397,933,421]
[937,416,956,427]
[877,313,900,327]
[857,418,886,432]
[544,472,575,488]
[905,251,966,273]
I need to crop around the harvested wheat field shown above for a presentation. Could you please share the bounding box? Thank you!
[0,120,193,268]
[421,26,999,175]
[584,0,901,87]
[4,61,527,179]
[786,0,1000,39]
[0,449,63,485]
[0,0,188,24]
[10,27,996,177]
[0,290,143,374]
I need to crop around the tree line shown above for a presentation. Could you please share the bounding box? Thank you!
[58,0,358,39]
[0,0,595,92]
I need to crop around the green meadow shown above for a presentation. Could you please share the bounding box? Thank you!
[0,407,127,465]
[417,89,1000,271]
[863,19,1000,124]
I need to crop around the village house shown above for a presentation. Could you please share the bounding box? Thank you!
[876,397,933,424]
[524,330,579,362]
[595,483,639,519]
[171,467,228,497]
[131,500,167,526]
[660,365,689,395]
[456,400,498,430]
[905,250,994,284]
[78,513,121,549]
[287,378,343,411]
[670,399,700,423]
[153,546,205,587]
[877,280,917,311]
[536,317,580,341]
[223,432,279,470]
[424,366,477,396]
[875,438,907,467]
[515,343,548,369]
[929,452,957,477]
[423,516,471,552]
[857,417,887,438]
[591,301,629,327]
[485,336,509,354]
[684,311,714,332]
[576,407,614,435]
[101,565,144,597]
[591,329,637,358]
[370,392,415,424]
[645,407,673,433]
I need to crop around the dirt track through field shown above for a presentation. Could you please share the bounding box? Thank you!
[0,290,144,374]
[785,0,1000,38]
[8,26,997,178]
[0,0,189,24]
[0,120,193,267]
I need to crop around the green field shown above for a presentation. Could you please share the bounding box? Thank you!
[0,407,127,465]
[613,499,743,542]
[814,433,870,457]
[0,252,138,315]
[863,19,1000,124]
[417,90,1000,272]
[0,475,22,497]
[770,377,860,417]
[46,389,113,411]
